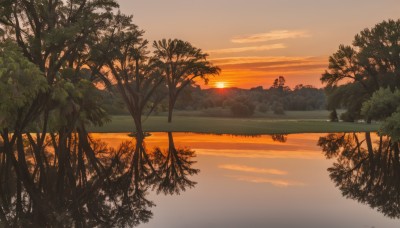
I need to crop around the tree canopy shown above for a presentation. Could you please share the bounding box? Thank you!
[321,19,400,122]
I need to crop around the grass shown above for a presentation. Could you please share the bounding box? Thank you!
[89,111,380,134]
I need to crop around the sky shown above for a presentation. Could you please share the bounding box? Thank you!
[118,0,400,89]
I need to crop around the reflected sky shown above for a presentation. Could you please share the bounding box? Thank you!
[91,133,400,228]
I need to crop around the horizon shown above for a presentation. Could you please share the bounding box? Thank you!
[119,0,400,89]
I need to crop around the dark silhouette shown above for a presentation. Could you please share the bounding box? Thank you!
[0,131,199,227]
[90,13,164,139]
[152,39,221,122]
[152,132,199,195]
[321,19,400,122]
[318,132,400,218]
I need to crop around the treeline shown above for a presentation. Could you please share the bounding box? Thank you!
[103,76,326,117]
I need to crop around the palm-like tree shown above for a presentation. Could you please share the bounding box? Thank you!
[152,39,220,122]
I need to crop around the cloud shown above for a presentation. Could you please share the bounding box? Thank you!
[228,175,305,187]
[219,164,288,175]
[207,44,285,55]
[231,30,311,44]
[196,149,323,160]
[208,56,327,87]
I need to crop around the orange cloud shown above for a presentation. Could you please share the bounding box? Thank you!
[207,44,285,55]
[196,149,323,160]
[231,30,311,43]
[219,164,288,175]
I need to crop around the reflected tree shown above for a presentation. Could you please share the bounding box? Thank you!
[0,134,156,227]
[0,131,199,227]
[271,134,288,143]
[152,132,199,195]
[318,132,400,218]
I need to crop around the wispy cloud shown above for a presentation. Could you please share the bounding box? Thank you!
[196,149,323,160]
[231,30,311,44]
[219,164,287,175]
[207,44,285,54]
[228,175,305,187]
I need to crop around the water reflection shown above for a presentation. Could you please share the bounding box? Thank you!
[318,132,400,219]
[152,132,199,195]
[0,132,198,227]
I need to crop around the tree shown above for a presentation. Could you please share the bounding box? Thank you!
[229,96,256,117]
[90,13,164,140]
[0,1,119,222]
[152,39,220,122]
[272,76,287,90]
[0,40,48,130]
[321,19,400,121]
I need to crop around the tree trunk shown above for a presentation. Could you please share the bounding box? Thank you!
[168,98,174,123]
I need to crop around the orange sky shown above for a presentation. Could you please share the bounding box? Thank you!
[119,0,400,89]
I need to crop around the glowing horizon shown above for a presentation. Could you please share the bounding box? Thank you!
[119,0,400,89]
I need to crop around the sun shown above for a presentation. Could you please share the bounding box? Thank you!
[216,82,225,89]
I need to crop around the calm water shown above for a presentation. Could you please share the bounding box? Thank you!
[90,132,400,228]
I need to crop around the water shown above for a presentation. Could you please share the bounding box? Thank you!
[1,132,399,227]
[93,132,400,228]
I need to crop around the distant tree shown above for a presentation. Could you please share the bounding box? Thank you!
[272,76,286,89]
[321,19,400,121]
[272,101,285,115]
[152,39,220,122]
[229,96,255,117]
[329,110,339,122]
[258,103,269,113]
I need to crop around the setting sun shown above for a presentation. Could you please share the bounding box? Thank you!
[216,82,226,88]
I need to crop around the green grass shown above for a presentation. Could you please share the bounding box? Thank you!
[89,112,380,134]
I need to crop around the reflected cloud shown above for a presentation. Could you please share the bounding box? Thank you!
[207,44,285,54]
[219,164,287,175]
[197,149,323,160]
[228,175,305,187]
[231,30,311,43]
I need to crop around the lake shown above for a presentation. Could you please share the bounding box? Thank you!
[89,132,400,228]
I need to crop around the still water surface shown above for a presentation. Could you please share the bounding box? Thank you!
[92,132,400,228]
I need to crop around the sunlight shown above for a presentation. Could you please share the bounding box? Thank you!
[216,82,225,88]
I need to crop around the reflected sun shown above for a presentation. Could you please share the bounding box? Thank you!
[216,82,226,88]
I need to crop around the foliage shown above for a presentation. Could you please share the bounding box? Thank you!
[0,41,48,129]
[381,112,400,142]
[229,96,256,117]
[321,19,400,121]
[361,87,400,121]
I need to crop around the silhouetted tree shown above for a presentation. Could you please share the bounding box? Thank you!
[321,19,400,121]
[90,13,164,139]
[152,39,220,122]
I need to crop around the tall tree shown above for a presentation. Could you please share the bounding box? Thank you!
[90,13,164,139]
[152,39,220,122]
[321,19,400,121]
[0,1,118,222]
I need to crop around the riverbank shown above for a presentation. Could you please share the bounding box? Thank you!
[89,115,380,134]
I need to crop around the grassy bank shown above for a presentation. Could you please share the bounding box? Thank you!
[89,113,380,134]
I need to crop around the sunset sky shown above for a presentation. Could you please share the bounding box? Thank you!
[119,0,400,89]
